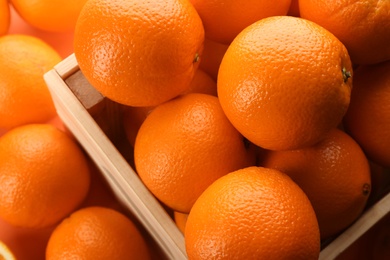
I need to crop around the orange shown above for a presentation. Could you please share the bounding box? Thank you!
[0,34,61,130]
[0,240,16,260]
[134,93,256,213]
[0,124,91,228]
[8,6,74,58]
[173,211,188,234]
[74,0,205,107]
[46,206,151,260]
[10,0,88,32]
[123,68,217,147]
[185,166,320,259]
[0,0,10,35]
[199,38,229,81]
[218,16,353,151]
[299,0,390,65]
[261,128,371,240]
[0,216,55,260]
[343,61,390,168]
[189,0,291,44]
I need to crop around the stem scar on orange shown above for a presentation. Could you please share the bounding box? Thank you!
[217,16,353,151]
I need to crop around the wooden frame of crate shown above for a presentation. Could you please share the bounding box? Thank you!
[44,54,390,260]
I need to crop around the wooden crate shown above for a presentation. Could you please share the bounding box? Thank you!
[44,54,390,260]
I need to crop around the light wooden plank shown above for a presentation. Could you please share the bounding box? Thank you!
[319,192,390,259]
[54,53,79,79]
[44,69,187,260]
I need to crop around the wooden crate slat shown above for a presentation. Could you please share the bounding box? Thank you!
[44,68,187,260]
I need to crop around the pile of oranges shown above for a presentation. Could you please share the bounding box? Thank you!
[0,0,389,259]
[0,1,153,260]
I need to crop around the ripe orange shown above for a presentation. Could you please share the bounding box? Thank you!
[218,16,353,151]
[0,124,91,228]
[134,93,256,213]
[0,216,55,260]
[299,0,390,65]
[10,0,88,32]
[8,6,74,58]
[0,0,10,35]
[123,69,216,147]
[261,128,371,240]
[185,166,320,259]
[46,206,151,260]
[189,0,291,44]
[74,0,205,107]
[198,38,229,81]
[343,61,390,168]
[0,34,61,130]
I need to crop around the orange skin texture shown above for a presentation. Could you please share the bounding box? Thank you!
[45,207,151,260]
[185,166,320,260]
[0,0,10,35]
[10,0,88,32]
[344,61,390,168]
[218,16,353,151]
[134,93,256,213]
[299,0,390,65]
[189,0,291,44]
[74,0,205,107]
[0,124,91,228]
[0,34,61,130]
[261,128,371,240]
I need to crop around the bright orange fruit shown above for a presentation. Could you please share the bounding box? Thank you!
[218,16,353,151]
[134,93,256,213]
[299,0,390,65]
[74,0,205,107]
[46,207,151,260]
[0,34,61,130]
[10,0,88,32]
[0,124,91,228]
[185,166,320,259]
[261,128,371,240]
